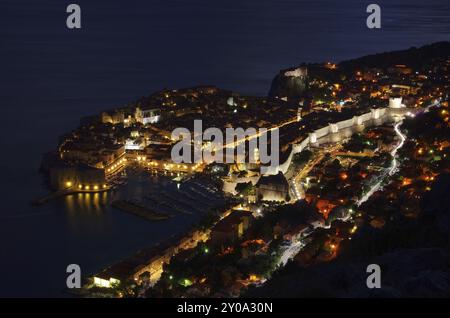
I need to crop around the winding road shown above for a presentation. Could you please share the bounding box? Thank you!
[357,120,406,206]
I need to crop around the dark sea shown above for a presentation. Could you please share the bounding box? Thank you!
[0,0,449,296]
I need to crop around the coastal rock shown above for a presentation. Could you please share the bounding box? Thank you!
[268,67,308,99]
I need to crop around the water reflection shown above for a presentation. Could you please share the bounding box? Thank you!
[65,192,108,216]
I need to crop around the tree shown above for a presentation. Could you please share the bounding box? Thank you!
[293,150,313,166]
[235,182,255,196]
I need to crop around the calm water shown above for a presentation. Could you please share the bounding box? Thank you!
[0,0,449,297]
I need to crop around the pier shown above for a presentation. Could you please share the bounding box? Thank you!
[30,186,110,206]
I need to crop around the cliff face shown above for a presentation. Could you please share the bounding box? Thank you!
[268,67,308,99]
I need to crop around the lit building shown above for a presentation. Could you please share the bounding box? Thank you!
[49,163,106,191]
[389,96,405,109]
[125,138,146,150]
[141,108,161,125]
[284,67,308,78]
[101,110,125,125]
[93,275,121,288]
[256,172,289,202]
[210,210,253,246]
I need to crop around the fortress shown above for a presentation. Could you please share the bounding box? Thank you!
[284,67,308,78]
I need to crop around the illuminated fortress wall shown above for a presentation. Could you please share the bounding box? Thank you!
[265,106,409,175]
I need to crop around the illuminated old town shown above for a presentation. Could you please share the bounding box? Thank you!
[1,1,449,307]
[32,42,449,298]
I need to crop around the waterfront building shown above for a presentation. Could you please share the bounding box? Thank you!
[103,145,127,176]
[93,229,210,288]
[49,163,106,191]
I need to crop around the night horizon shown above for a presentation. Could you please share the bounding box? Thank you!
[0,0,449,310]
